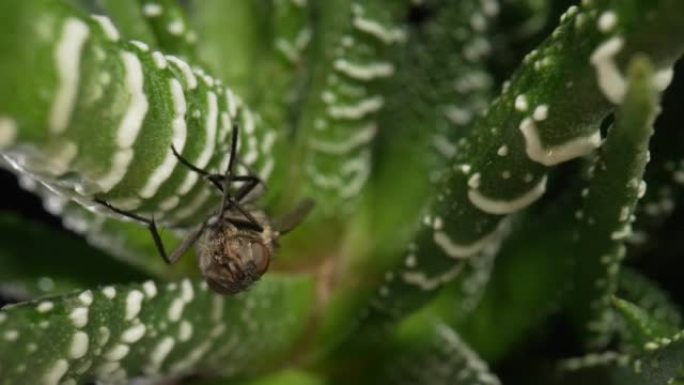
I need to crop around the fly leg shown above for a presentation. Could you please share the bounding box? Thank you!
[93,199,204,265]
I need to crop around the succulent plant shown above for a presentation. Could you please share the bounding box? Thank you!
[1,0,684,384]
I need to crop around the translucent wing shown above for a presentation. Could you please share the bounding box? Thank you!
[272,199,315,234]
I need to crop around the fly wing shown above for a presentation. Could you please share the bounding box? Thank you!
[272,199,315,235]
[236,179,266,204]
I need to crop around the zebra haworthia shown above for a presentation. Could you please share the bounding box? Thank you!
[365,0,684,323]
[0,276,315,384]
[0,1,277,229]
[298,0,407,213]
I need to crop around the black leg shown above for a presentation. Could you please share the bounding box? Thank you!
[222,217,263,232]
[166,223,207,264]
[94,199,202,265]
[171,145,210,177]
[205,174,250,189]
[215,124,264,231]
[234,176,263,201]
[171,145,224,192]
[171,123,250,198]
[218,123,240,218]
[170,120,264,232]
[223,196,264,231]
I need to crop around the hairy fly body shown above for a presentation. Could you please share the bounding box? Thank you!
[95,123,313,294]
[196,208,274,294]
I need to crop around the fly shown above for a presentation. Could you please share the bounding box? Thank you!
[95,122,313,294]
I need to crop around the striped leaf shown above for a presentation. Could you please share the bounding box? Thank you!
[363,0,498,260]
[0,213,149,300]
[97,0,157,45]
[0,0,278,231]
[294,0,409,215]
[375,319,501,385]
[610,298,684,385]
[569,55,661,347]
[362,0,684,327]
[0,275,315,384]
[618,269,682,335]
[136,0,199,60]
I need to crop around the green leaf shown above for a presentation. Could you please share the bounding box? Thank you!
[9,177,186,277]
[223,369,326,385]
[357,0,498,266]
[191,0,310,162]
[497,0,552,41]
[98,0,157,46]
[618,269,682,332]
[191,0,271,100]
[0,213,149,299]
[136,0,198,60]
[249,0,312,131]
[613,297,679,352]
[0,0,278,229]
[630,336,684,384]
[556,351,644,385]
[355,0,684,334]
[560,297,684,384]
[569,55,661,346]
[292,0,409,216]
[376,318,501,385]
[0,275,315,384]
[314,1,499,352]
[455,209,575,361]
[610,298,684,384]
[630,62,684,243]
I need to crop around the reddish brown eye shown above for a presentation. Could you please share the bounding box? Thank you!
[250,243,270,273]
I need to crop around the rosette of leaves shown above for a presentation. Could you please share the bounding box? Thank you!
[1,0,684,385]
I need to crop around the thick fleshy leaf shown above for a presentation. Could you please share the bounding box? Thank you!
[10,174,186,277]
[293,0,409,216]
[613,297,679,352]
[315,0,499,352]
[0,275,315,384]
[618,269,682,334]
[359,0,684,332]
[374,318,501,385]
[360,0,498,263]
[630,60,684,245]
[562,297,684,384]
[190,0,270,100]
[192,369,327,385]
[569,55,661,346]
[610,298,684,384]
[98,0,157,45]
[136,0,198,60]
[454,209,575,361]
[0,213,149,299]
[191,0,312,211]
[0,0,278,230]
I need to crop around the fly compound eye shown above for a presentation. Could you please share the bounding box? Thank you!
[242,241,270,274]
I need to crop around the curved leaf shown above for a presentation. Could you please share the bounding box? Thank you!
[0,213,149,299]
[0,0,278,230]
[136,0,198,60]
[569,55,661,347]
[375,319,501,385]
[360,0,684,331]
[0,275,315,384]
[293,0,409,215]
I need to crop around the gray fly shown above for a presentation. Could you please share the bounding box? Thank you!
[95,123,313,294]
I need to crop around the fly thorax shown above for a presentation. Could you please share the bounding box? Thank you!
[196,222,272,295]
